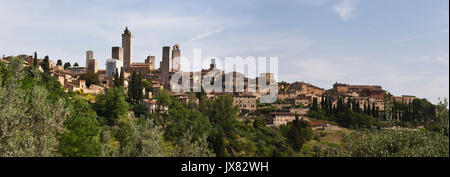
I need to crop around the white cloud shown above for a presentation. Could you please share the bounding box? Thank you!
[435,53,450,64]
[0,1,247,69]
[296,0,328,6]
[392,33,434,44]
[333,0,359,21]
[392,30,447,44]
[189,27,225,42]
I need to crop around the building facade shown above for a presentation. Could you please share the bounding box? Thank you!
[87,59,97,73]
[106,58,123,78]
[112,46,123,61]
[269,112,296,127]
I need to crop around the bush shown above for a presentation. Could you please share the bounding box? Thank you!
[342,130,449,157]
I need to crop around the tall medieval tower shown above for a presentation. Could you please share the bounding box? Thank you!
[122,27,133,72]
[86,50,94,67]
[160,46,172,85]
[171,44,181,72]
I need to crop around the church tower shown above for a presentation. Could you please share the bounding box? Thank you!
[122,26,133,72]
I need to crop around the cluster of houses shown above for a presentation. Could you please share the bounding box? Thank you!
[1,27,419,129]
[0,53,419,128]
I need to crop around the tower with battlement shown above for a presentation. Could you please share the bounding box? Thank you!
[122,27,133,72]
[86,50,93,67]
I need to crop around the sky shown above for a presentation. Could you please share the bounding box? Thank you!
[0,0,448,104]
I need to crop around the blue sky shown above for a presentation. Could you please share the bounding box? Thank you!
[0,0,448,104]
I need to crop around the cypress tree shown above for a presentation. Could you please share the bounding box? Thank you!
[33,51,38,67]
[42,55,50,73]
[64,62,71,70]
[214,131,225,157]
[128,71,143,105]
[371,103,376,117]
[56,59,62,66]
[113,68,120,87]
[119,67,124,86]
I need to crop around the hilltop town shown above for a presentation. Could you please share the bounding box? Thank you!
[0,27,448,158]
[1,27,424,128]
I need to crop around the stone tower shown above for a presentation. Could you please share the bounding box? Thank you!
[112,46,123,61]
[160,46,172,85]
[171,44,181,72]
[210,58,216,70]
[122,27,133,72]
[86,50,93,67]
[87,59,97,73]
[146,55,156,70]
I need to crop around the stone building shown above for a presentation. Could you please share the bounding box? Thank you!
[286,94,314,107]
[66,66,86,75]
[112,46,123,61]
[173,92,199,105]
[51,67,87,93]
[106,58,123,78]
[145,55,156,69]
[130,62,152,76]
[87,59,97,73]
[394,95,416,104]
[332,83,386,100]
[277,92,297,100]
[269,112,296,127]
[233,93,257,111]
[287,82,325,96]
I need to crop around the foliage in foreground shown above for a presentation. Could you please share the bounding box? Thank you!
[1,56,448,157]
[0,58,69,156]
[341,130,449,157]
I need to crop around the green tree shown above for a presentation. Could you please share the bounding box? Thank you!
[119,67,124,86]
[384,93,395,126]
[41,55,50,73]
[113,68,120,87]
[56,59,63,66]
[173,130,215,157]
[33,51,38,67]
[155,89,212,142]
[0,57,70,157]
[431,98,449,136]
[211,129,225,157]
[127,71,144,105]
[113,118,170,157]
[80,71,100,87]
[73,62,79,67]
[142,79,153,93]
[342,130,449,157]
[209,95,239,137]
[94,87,129,126]
[58,99,101,157]
[64,62,71,70]
[287,117,312,151]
